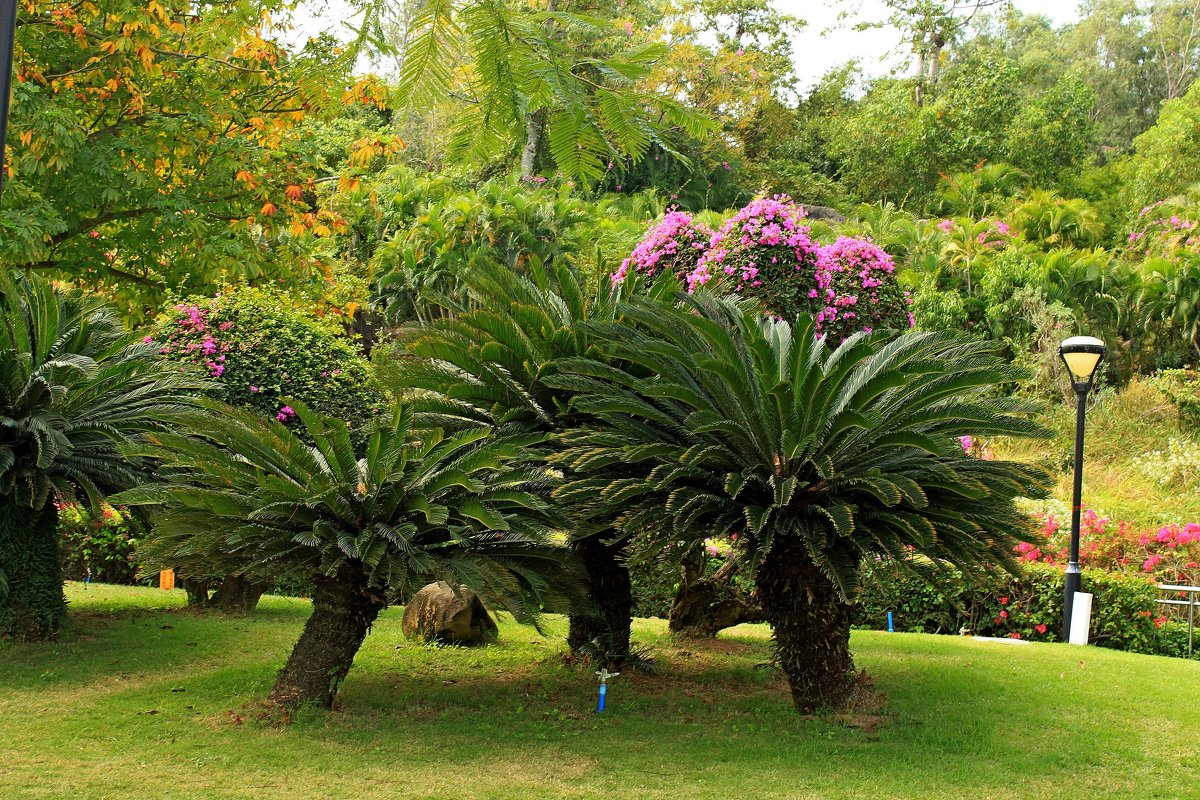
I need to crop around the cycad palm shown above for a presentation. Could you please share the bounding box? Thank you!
[385,259,647,666]
[116,401,572,708]
[554,294,1050,712]
[0,272,202,639]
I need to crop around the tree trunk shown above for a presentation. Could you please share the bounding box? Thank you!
[669,558,765,638]
[181,577,213,607]
[754,536,858,713]
[269,564,384,709]
[520,108,545,177]
[0,502,65,640]
[210,574,269,614]
[567,534,632,669]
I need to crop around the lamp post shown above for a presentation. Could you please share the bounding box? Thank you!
[1058,335,1106,641]
[0,0,15,203]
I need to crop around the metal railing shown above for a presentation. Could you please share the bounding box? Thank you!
[1157,584,1200,657]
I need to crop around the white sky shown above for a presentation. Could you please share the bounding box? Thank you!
[287,0,1088,91]
[783,0,1086,90]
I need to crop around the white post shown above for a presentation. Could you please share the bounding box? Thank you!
[1068,592,1092,645]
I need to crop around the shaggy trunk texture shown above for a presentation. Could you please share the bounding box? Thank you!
[0,502,64,640]
[567,534,632,669]
[669,558,765,639]
[209,574,269,614]
[269,564,384,709]
[755,535,858,713]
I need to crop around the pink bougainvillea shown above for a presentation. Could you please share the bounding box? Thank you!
[611,210,712,287]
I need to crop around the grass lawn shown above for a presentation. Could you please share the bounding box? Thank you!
[2,583,1198,800]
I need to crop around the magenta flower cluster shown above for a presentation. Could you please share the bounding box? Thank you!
[813,236,915,338]
[149,304,231,378]
[615,196,914,340]
[686,196,817,293]
[611,210,713,286]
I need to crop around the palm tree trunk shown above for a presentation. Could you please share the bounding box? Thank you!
[210,574,269,614]
[669,558,765,638]
[269,564,384,709]
[754,535,858,713]
[567,534,632,669]
[0,501,65,640]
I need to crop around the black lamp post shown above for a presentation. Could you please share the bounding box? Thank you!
[1058,335,1106,641]
[0,0,15,203]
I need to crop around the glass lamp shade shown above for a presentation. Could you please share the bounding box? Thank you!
[1059,336,1106,385]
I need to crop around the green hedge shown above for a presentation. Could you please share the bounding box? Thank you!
[856,559,1188,658]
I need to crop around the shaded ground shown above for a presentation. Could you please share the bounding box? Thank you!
[1,583,1197,799]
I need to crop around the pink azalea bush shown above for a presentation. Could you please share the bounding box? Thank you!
[148,287,382,442]
[686,196,819,301]
[813,236,915,342]
[611,210,712,286]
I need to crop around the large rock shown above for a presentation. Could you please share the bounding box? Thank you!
[803,204,847,223]
[402,582,499,646]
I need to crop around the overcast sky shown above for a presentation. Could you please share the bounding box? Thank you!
[287,0,1088,90]
[782,0,1085,90]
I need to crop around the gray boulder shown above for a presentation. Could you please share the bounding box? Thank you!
[802,204,847,223]
[402,582,499,646]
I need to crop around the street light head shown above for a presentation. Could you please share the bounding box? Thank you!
[1059,335,1106,387]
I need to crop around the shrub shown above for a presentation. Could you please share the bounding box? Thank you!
[856,559,1178,656]
[610,210,712,287]
[59,503,143,585]
[678,195,914,340]
[151,287,383,441]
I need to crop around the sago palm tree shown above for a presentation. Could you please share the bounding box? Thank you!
[0,272,203,639]
[383,258,655,667]
[116,401,575,708]
[553,294,1051,712]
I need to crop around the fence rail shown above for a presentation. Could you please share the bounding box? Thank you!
[1157,584,1200,657]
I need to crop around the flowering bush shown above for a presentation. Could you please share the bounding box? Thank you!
[150,287,384,442]
[1017,505,1200,587]
[856,559,1176,656]
[1125,201,1200,261]
[813,236,915,342]
[610,210,712,287]
[1132,437,1200,490]
[59,503,141,585]
[686,196,821,313]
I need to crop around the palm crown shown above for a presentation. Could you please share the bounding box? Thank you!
[552,293,1051,710]
[117,400,575,707]
[387,259,656,664]
[0,272,202,638]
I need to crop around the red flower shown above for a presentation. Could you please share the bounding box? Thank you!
[999,597,1009,605]
[999,610,1008,619]
[1035,623,1047,634]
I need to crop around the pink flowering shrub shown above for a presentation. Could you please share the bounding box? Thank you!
[625,195,916,340]
[1126,201,1200,261]
[1017,506,1200,587]
[611,210,712,286]
[685,197,821,317]
[149,286,382,443]
[813,236,915,342]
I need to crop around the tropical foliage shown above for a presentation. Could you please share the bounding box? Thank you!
[0,272,200,638]
[553,295,1050,710]
[115,401,574,707]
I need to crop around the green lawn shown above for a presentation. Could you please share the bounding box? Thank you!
[2,583,1198,800]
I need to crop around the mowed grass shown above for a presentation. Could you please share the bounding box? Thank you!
[2,584,1199,800]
